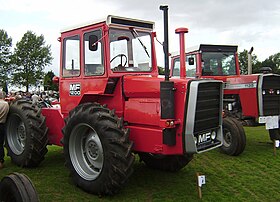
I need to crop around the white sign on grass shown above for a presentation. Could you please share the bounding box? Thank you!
[198,175,206,187]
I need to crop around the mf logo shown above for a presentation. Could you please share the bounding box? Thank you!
[69,83,81,96]
[198,132,211,144]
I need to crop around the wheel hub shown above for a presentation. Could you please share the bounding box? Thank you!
[69,124,104,181]
[17,123,26,148]
[86,137,99,160]
[224,130,232,147]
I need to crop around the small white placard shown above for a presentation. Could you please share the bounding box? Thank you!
[198,175,206,187]
[265,116,279,130]
[259,116,267,124]
[275,140,280,148]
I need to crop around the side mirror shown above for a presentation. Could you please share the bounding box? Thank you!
[89,35,99,51]
[188,57,195,65]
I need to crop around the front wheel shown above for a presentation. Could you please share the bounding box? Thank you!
[63,103,135,195]
[138,153,193,172]
[220,117,246,156]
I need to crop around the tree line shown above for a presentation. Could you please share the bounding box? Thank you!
[0,29,55,93]
[238,49,280,74]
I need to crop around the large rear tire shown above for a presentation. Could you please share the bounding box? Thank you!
[138,153,193,172]
[63,103,135,195]
[0,172,39,202]
[220,117,246,156]
[5,99,48,167]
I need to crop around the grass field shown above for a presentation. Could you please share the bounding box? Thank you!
[0,126,280,201]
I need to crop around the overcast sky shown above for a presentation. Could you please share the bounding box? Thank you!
[1,0,280,75]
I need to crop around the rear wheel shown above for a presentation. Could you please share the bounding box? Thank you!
[0,172,39,202]
[139,153,193,172]
[220,117,246,156]
[63,103,135,195]
[5,99,48,167]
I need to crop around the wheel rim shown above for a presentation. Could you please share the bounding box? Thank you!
[69,123,104,181]
[223,129,232,148]
[7,114,26,155]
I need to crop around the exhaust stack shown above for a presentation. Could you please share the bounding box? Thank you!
[160,5,170,81]
[248,47,254,75]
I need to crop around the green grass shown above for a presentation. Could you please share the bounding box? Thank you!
[1,126,280,201]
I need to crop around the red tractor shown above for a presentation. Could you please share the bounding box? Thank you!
[5,7,224,195]
[171,43,280,146]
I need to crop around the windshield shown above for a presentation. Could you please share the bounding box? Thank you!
[201,52,236,76]
[109,28,152,72]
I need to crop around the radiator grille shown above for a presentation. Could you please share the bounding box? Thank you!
[261,75,280,116]
[194,82,221,133]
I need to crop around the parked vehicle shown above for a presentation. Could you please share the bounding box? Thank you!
[171,43,280,142]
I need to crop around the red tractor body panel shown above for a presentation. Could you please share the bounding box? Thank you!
[41,107,64,146]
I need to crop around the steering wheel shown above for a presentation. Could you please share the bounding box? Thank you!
[110,54,128,67]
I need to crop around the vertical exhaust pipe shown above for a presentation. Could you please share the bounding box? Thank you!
[160,5,170,81]
[248,47,254,75]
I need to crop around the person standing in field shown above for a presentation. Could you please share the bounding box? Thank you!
[0,91,9,169]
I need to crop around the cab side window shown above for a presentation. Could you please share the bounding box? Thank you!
[172,55,196,77]
[84,30,104,76]
[63,35,80,77]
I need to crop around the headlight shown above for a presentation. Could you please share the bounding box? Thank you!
[194,136,197,144]
[211,131,216,140]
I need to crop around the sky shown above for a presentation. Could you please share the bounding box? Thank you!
[1,0,280,75]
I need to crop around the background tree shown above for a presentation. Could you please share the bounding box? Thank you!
[12,31,53,92]
[43,70,58,91]
[0,29,13,93]
[157,66,165,75]
[260,53,280,74]
[238,49,259,74]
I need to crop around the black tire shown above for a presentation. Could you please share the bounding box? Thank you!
[269,128,280,141]
[220,117,246,156]
[230,118,246,155]
[63,103,135,195]
[138,153,193,172]
[5,99,48,167]
[0,172,39,202]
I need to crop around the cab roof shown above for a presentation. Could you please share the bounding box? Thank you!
[61,15,155,33]
[171,44,238,57]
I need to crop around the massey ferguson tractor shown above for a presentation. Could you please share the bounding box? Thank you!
[171,44,280,146]
[5,7,224,195]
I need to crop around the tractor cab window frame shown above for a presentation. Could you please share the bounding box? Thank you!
[62,35,81,77]
[109,28,152,72]
[172,55,197,77]
[84,29,105,76]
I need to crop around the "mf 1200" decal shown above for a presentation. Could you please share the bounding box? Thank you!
[69,83,81,96]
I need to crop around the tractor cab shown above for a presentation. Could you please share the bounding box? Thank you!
[58,16,158,115]
[171,44,240,80]
[60,15,156,77]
